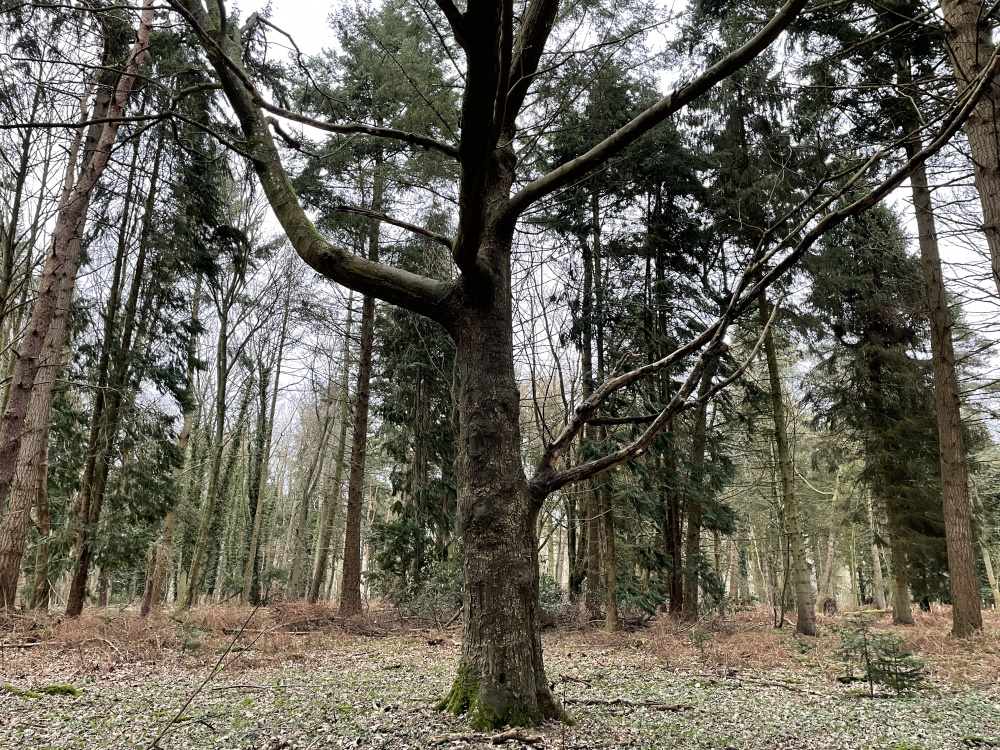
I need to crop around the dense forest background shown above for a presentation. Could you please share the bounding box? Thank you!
[2,0,1000,675]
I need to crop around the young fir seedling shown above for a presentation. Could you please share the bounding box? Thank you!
[837,614,926,697]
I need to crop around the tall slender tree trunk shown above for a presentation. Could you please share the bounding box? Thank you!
[865,490,887,610]
[67,134,161,617]
[601,483,619,631]
[339,288,374,615]
[290,400,334,597]
[340,157,385,614]
[760,297,816,636]
[180,306,230,610]
[682,366,715,621]
[243,280,291,605]
[817,469,842,613]
[590,194,618,632]
[143,277,202,616]
[908,156,983,637]
[661,430,684,614]
[309,297,354,604]
[579,206,601,611]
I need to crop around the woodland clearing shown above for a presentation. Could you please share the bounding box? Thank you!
[0,605,997,750]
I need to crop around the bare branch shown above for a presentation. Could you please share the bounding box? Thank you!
[432,0,469,50]
[332,205,455,249]
[504,0,559,129]
[507,0,811,218]
[167,0,459,158]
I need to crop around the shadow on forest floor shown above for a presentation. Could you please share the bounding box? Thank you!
[1,604,998,749]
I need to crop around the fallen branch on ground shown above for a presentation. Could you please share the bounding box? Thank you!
[428,729,544,745]
[566,698,694,710]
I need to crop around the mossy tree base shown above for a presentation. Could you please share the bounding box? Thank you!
[435,669,573,730]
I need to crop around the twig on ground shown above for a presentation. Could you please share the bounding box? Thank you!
[428,729,544,745]
[145,601,265,750]
[566,698,694,710]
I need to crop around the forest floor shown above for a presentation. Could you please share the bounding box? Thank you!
[0,604,998,750]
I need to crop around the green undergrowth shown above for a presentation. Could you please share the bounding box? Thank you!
[4,683,81,699]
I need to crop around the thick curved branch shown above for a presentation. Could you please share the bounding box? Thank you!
[530,41,1000,496]
[507,0,811,218]
[333,205,455,249]
[168,0,459,159]
[433,0,469,50]
[504,0,560,130]
[173,0,455,324]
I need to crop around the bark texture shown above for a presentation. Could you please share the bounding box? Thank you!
[909,158,983,637]
[0,0,154,540]
[939,0,1000,294]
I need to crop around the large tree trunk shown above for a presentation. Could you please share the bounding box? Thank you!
[938,0,1000,295]
[908,157,983,637]
[760,298,816,636]
[436,262,561,729]
[0,264,72,606]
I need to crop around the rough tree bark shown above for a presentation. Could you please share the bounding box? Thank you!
[938,0,1000,295]
[340,165,383,615]
[817,469,842,614]
[28,435,51,610]
[176,0,961,724]
[760,297,816,636]
[907,154,983,636]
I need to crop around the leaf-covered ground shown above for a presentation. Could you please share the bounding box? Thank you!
[1,605,998,749]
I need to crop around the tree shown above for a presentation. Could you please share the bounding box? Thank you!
[173,0,998,727]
